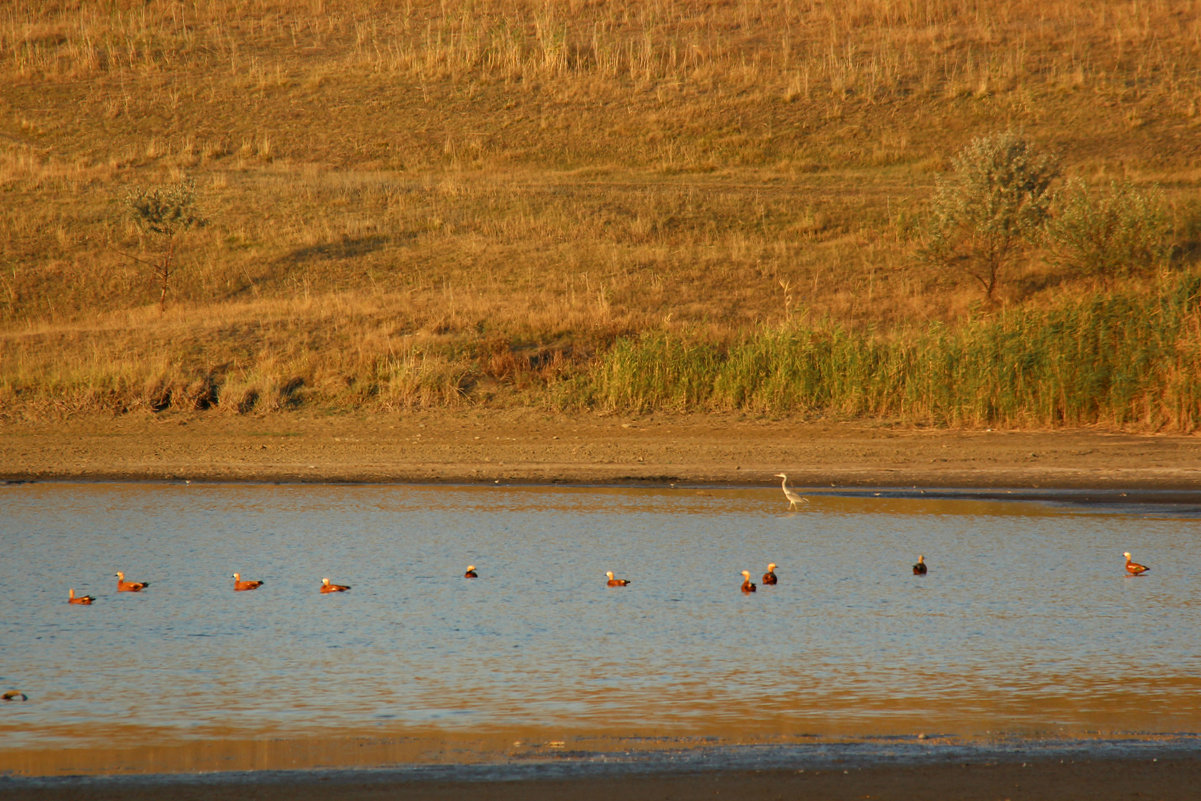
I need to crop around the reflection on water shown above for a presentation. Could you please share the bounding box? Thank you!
[0,482,1198,775]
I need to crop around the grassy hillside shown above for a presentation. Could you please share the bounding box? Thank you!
[3,0,1200,427]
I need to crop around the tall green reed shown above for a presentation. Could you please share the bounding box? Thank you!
[575,274,1201,431]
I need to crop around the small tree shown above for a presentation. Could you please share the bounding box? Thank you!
[1044,178,1170,285]
[123,178,204,312]
[923,132,1059,299]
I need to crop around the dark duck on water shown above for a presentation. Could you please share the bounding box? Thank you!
[741,570,757,593]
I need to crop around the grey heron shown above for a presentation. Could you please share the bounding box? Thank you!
[774,473,809,510]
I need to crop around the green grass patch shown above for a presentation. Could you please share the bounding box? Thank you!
[570,274,1201,431]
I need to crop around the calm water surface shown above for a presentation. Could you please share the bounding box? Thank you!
[1,482,1199,773]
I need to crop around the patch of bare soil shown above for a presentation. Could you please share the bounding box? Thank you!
[2,410,1198,495]
[4,755,1201,801]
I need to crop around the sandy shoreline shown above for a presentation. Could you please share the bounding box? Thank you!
[5,750,1201,801]
[3,410,1200,491]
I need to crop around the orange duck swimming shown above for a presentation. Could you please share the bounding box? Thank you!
[605,571,631,587]
[321,577,351,593]
[68,588,95,605]
[232,573,264,591]
[913,555,928,575]
[115,571,149,592]
[741,570,757,593]
[464,565,478,578]
[1124,552,1149,576]
[762,563,778,585]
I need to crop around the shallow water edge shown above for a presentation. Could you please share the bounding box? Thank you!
[7,477,1201,508]
[3,734,1200,787]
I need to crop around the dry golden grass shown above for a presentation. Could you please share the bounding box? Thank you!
[2,0,1200,420]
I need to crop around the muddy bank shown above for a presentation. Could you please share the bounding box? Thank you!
[2,411,1199,492]
[4,754,1200,801]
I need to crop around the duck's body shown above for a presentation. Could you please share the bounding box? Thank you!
[115,572,149,592]
[741,570,757,593]
[605,571,631,587]
[2,691,27,702]
[913,555,928,575]
[762,563,778,585]
[774,474,808,510]
[1124,552,1150,576]
[232,573,264,591]
[68,588,95,605]
[464,566,478,579]
[320,577,351,593]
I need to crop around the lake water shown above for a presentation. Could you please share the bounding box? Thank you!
[1,482,1199,776]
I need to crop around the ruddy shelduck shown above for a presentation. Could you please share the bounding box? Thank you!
[1124,552,1149,576]
[913,555,928,575]
[762,563,778,585]
[464,565,478,578]
[232,573,263,591]
[68,588,95,605]
[605,571,631,587]
[321,577,351,593]
[115,571,149,592]
[741,570,757,593]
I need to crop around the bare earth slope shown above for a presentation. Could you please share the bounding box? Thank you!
[3,412,1198,493]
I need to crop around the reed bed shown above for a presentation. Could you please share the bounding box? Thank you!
[3,275,1199,431]
[572,274,1201,431]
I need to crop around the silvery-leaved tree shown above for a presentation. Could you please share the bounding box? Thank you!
[1044,178,1171,286]
[924,133,1059,300]
[123,179,204,312]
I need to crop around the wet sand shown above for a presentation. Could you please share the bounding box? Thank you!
[2,410,1200,492]
[4,754,1200,801]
